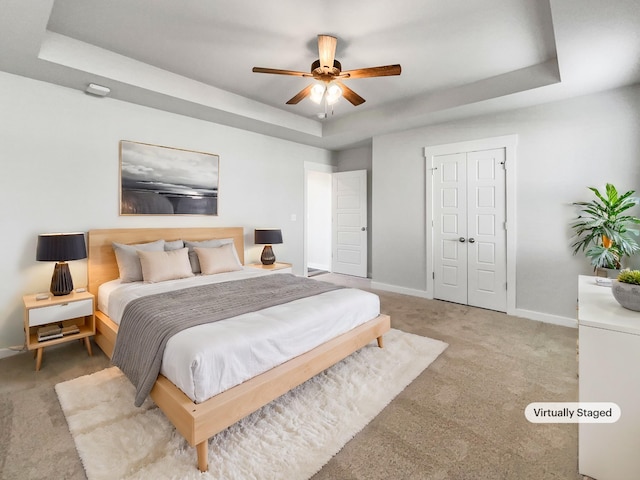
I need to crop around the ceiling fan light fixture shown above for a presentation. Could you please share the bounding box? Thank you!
[310,83,326,104]
[253,34,401,107]
[326,83,342,105]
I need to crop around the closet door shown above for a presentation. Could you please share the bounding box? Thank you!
[433,153,468,305]
[433,149,507,312]
[466,149,507,311]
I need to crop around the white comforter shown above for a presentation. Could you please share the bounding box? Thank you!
[99,269,380,403]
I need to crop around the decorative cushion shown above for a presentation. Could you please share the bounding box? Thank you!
[164,239,184,251]
[194,243,243,275]
[112,239,165,283]
[137,247,194,283]
[184,238,234,273]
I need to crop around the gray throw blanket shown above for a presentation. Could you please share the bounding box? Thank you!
[111,274,343,406]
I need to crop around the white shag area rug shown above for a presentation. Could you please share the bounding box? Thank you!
[55,328,447,480]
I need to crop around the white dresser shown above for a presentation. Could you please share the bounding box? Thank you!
[578,275,640,480]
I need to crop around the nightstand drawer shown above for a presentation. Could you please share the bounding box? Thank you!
[29,298,93,327]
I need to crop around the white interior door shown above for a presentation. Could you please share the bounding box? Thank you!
[332,170,367,277]
[433,153,468,304]
[433,148,507,311]
[466,149,507,311]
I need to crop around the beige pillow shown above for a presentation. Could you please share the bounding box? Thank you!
[194,243,243,275]
[137,247,194,283]
[184,238,234,273]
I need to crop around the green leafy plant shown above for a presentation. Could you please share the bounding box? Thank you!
[617,269,640,285]
[571,183,640,269]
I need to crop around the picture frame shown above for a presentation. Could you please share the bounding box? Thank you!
[119,140,219,216]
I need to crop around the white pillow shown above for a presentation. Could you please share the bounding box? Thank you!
[164,239,184,251]
[112,239,165,283]
[137,247,194,283]
[185,238,234,273]
[194,244,243,275]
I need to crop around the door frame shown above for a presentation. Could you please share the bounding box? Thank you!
[424,135,517,315]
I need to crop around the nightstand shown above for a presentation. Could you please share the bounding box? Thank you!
[246,262,293,274]
[23,290,95,371]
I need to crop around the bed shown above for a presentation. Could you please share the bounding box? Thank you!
[87,227,390,472]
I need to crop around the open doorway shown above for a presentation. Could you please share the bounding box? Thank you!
[304,164,334,277]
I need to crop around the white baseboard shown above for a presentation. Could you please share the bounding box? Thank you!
[512,308,577,328]
[308,262,330,271]
[370,282,577,328]
[370,281,432,299]
[0,348,22,360]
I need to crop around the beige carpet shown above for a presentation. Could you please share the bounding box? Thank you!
[0,279,580,479]
[55,329,447,480]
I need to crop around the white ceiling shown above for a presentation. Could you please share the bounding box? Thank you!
[1,0,639,150]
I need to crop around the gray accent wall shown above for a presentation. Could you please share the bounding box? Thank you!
[3,67,639,350]
[371,84,640,323]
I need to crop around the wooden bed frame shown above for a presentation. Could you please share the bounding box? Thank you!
[87,227,391,472]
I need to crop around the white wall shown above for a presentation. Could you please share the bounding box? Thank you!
[0,71,333,350]
[372,84,640,322]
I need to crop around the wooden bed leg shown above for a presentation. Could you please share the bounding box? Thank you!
[196,441,208,472]
[377,336,384,348]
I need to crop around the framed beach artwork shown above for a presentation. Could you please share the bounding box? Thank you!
[119,140,219,215]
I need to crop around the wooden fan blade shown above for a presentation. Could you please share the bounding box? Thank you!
[317,35,337,73]
[286,84,314,104]
[252,67,311,77]
[342,64,402,79]
[336,81,365,106]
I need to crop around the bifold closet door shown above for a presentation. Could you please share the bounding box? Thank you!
[432,148,507,312]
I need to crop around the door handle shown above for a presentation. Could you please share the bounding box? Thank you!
[459,237,466,242]
[468,238,475,243]
[361,227,367,231]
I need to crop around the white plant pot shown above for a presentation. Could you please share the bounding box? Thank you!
[611,280,640,312]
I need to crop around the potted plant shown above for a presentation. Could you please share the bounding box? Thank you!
[612,269,640,311]
[570,183,640,276]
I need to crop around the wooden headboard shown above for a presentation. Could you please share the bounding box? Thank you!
[87,227,245,298]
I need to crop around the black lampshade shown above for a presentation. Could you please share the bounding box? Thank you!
[254,229,283,265]
[254,229,283,245]
[36,233,87,295]
[37,233,87,262]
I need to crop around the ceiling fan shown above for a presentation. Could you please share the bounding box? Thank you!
[252,35,401,108]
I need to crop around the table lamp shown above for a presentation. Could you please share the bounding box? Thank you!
[254,229,283,265]
[36,232,87,296]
